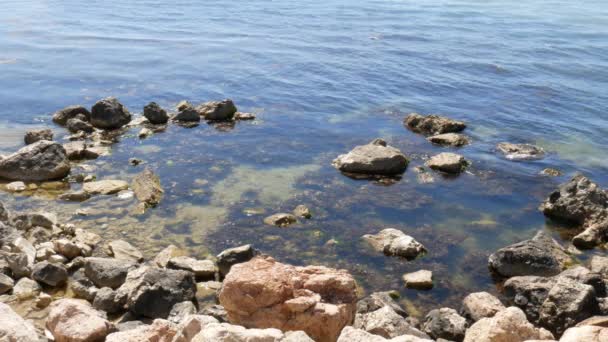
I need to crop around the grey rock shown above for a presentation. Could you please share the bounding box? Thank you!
[0,140,70,181]
[91,97,131,129]
[54,238,82,259]
[332,139,408,175]
[234,112,256,120]
[131,168,163,208]
[93,287,123,313]
[405,113,466,135]
[197,99,237,121]
[363,228,426,259]
[172,314,219,342]
[200,304,229,322]
[293,205,312,219]
[0,222,20,248]
[504,275,557,323]
[590,255,608,276]
[0,251,30,278]
[13,277,41,300]
[264,213,297,227]
[24,129,53,145]
[109,240,143,262]
[63,141,99,160]
[402,270,433,290]
[70,268,98,301]
[356,291,407,318]
[216,244,257,278]
[85,257,137,289]
[0,302,43,341]
[143,102,169,124]
[52,105,91,125]
[167,256,217,280]
[422,307,468,341]
[176,100,192,111]
[354,305,430,339]
[31,261,68,286]
[427,133,470,147]
[83,180,129,195]
[0,273,14,294]
[58,190,91,202]
[168,301,197,324]
[426,152,468,174]
[0,201,9,224]
[173,106,201,122]
[541,168,562,177]
[497,142,545,160]
[67,117,94,133]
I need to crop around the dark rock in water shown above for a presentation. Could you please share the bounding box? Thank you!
[197,99,237,121]
[131,168,163,208]
[58,190,91,202]
[31,261,68,287]
[52,105,91,125]
[427,133,470,147]
[264,213,297,227]
[332,139,408,176]
[66,117,94,133]
[216,244,257,278]
[497,142,545,160]
[541,168,562,177]
[143,102,169,124]
[356,291,407,318]
[488,231,572,278]
[85,257,137,289]
[422,307,468,341]
[24,129,53,145]
[128,158,143,166]
[362,228,426,259]
[426,152,468,174]
[91,97,132,129]
[0,140,70,181]
[405,113,466,135]
[173,106,201,122]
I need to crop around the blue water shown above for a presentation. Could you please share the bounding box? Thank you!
[2,0,608,311]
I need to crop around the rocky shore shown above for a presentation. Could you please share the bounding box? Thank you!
[0,101,606,341]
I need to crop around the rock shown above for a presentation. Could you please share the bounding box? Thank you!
[0,273,14,294]
[590,255,608,276]
[67,117,95,133]
[14,211,57,229]
[6,181,27,192]
[218,256,358,342]
[52,105,91,125]
[572,223,606,249]
[402,270,433,290]
[13,277,41,299]
[91,97,132,129]
[200,304,228,322]
[85,257,137,289]
[425,152,468,174]
[362,228,426,259]
[541,168,562,177]
[337,326,433,342]
[197,99,237,121]
[293,205,312,219]
[422,308,467,341]
[497,142,545,160]
[488,231,572,278]
[58,190,91,202]
[154,245,187,268]
[172,315,219,342]
[559,266,605,297]
[264,213,297,227]
[0,302,42,341]
[138,127,153,139]
[0,140,70,181]
[132,168,164,208]
[63,141,99,160]
[129,157,143,166]
[463,307,554,342]
[12,237,36,266]
[503,275,557,323]
[70,268,98,301]
[0,201,9,223]
[93,287,123,313]
[354,305,430,339]
[191,322,312,342]
[216,244,257,278]
[168,256,217,280]
[541,174,607,225]
[31,261,68,286]
[1,251,31,278]
[106,319,177,342]
[173,106,201,122]
[460,292,505,322]
[427,133,470,147]
[109,240,144,262]
[234,112,256,120]
[24,128,53,145]
[405,113,466,135]
[36,292,53,308]
[176,100,192,111]
[54,239,82,259]
[116,266,197,318]
[332,139,408,175]
[83,179,129,195]
[144,102,169,124]
[560,325,607,342]
[356,291,407,318]
[47,298,115,342]
[167,301,197,324]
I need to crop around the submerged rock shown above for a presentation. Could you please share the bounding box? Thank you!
[47,299,115,342]
[425,152,468,174]
[132,168,163,208]
[421,307,468,341]
[427,133,470,147]
[497,142,545,160]
[405,113,466,135]
[541,168,562,177]
[52,105,91,126]
[264,213,297,227]
[144,102,169,124]
[402,270,433,290]
[332,139,408,176]
[362,228,426,259]
[463,307,554,342]
[24,128,53,145]
[0,302,42,341]
[83,179,129,195]
[0,140,70,181]
[197,99,237,121]
[91,97,132,129]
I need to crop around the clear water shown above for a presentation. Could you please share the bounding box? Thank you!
[1,0,608,313]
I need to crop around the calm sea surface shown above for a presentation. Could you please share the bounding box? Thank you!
[1,0,608,312]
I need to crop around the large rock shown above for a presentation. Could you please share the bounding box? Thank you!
[172,315,220,342]
[404,113,466,135]
[107,319,176,342]
[427,133,470,147]
[92,287,123,313]
[218,256,358,342]
[173,106,201,122]
[560,325,608,342]
[108,239,144,262]
[85,257,137,289]
[497,142,545,160]
[154,245,187,268]
[338,327,432,341]
[421,307,468,341]
[540,175,608,225]
[362,228,426,259]
[0,140,70,181]
[488,231,572,278]
[31,261,68,287]
[356,291,408,318]
[52,105,91,125]
[66,117,94,133]
[116,266,197,318]
[463,307,554,342]
[144,102,169,124]
[197,99,237,121]
[332,139,408,175]
[91,97,132,129]
[63,141,99,160]
[354,305,430,339]
[425,152,468,174]
[0,273,14,294]
[46,299,115,342]
[0,302,42,341]
[192,322,314,342]
[132,168,164,208]
[217,244,257,278]
[460,292,505,322]
[167,256,217,280]
[24,128,53,145]
[83,180,129,195]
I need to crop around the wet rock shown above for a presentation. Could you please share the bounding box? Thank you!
[106,319,177,342]
[172,315,219,342]
[460,292,505,322]
[405,113,466,135]
[293,204,312,219]
[24,128,53,145]
[356,291,407,318]
[58,190,91,202]
[218,256,358,342]
[197,99,237,121]
[83,179,129,195]
[427,133,470,147]
[168,256,217,280]
[167,301,197,324]
[13,277,41,300]
[109,239,144,262]
[47,298,115,342]
[176,100,192,111]
[488,231,572,278]
[0,273,14,294]
[541,168,562,177]
[264,213,297,227]
[354,305,430,339]
[0,302,42,341]
[67,117,95,133]
[497,142,545,160]
[332,139,408,175]
[463,307,554,342]
[31,261,68,286]
[6,181,26,192]
[85,257,137,289]
[426,152,468,174]
[132,168,163,208]
[115,266,197,318]
[216,244,257,278]
[402,270,433,290]
[154,244,187,268]
[93,287,123,313]
[144,102,169,124]
[421,307,468,341]
[0,140,70,181]
[234,112,256,120]
[362,228,426,259]
[91,97,132,129]
[173,105,201,122]
[52,105,91,125]
[503,275,557,323]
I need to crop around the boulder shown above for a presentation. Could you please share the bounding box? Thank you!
[144,102,169,124]
[0,140,70,181]
[460,292,505,322]
[46,299,115,342]
[197,99,237,121]
[540,175,608,225]
[52,105,91,125]
[218,256,358,342]
[463,307,554,342]
[91,97,132,129]
[425,152,468,174]
[421,307,467,341]
[132,168,164,208]
[31,261,68,286]
[93,287,123,313]
[108,240,144,262]
[13,277,41,300]
[191,322,313,342]
[234,112,256,120]
[356,291,408,318]
[337,326,433,342]
[217,244,257,278]
[167,256,217,280]
[83,180,129,195]
[497,142,545,160]
[84,257,137,289]
[24,128,53,145]
[264,213,297,227]
[354,305,430,339]
[405,113,466,135]
[66,117,95,133]
[362,228,426,259]
[590,255,608,276]
[63,141,100,160]
[427,133,470,147]
[167,301,197,324]
[0,302,42,341]
[332,139,408,175]
[154,245,187,268]
[173,106,201,122]
[402,270,433,290]
[70,268,98,301]
[503,275,557,323]
[0,273,14,294]
[172,315,220,342]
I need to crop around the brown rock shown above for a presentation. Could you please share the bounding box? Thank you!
[132,168,163,208]
[106,319,176,342]
[46,299,115,342]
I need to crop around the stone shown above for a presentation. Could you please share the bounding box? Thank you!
[173,106,201,122]
[218,256,358,342]
[168,256,217,280]
[405,113,466,135]
[85,257,137,289]
[14,211,57,229]
[560,325,608,342]
[356,291,407,318]
[402,270,433,290]
[590,255,608,275]
[0,302,42,341]
[70,268,98,301]
[172,315,219,342]
[463,307,554,342]
[54,239,82,259]
[422,308,467,341]
[0,140,70,181]
[337,326,433,342]
[332,139,408,175]
[52,105,91,125]
[47,298,115,342]
[138,127,153,138]
[200,304,228,322]
[460,292,505,322]
[497,142,545,160]
[6,181,26,192]
[293,205,312,219]
[427,133,470,147]
[36,292,53,308]
[154,245,187,268]
[144,102,169,124]
[362,228,426,259]
[83,180,129,195]
[197,99,237,121]
[63,141,99,160]
[129,157,143,166]
[216,244,257,278]
[0,201,9,223]
[541,168,562,177]
[167,301,197,324]
[106,319,177,342]
[191,322,312,342]
[132,168,163,208]
[91,97,132,129]
[176,100,192,111]
[31,261,68,286]
[24,128,53,145]
[115,266,197,318]
[12,237,36,265]
[354,305,430,339]
[67,117,95,133]
[58,190,91,202]
[0,272,14,294]
[234,112,256,120]
[1,251,31,278]
[425,152,468,174]
[93,287,123,313]
[488,231,572,278]
[503,275,557,323]
[13,277,41,299]
[264,213,297,227]
[109,240,144,262]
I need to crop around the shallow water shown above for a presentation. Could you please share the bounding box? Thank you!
[1,0,608,314]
